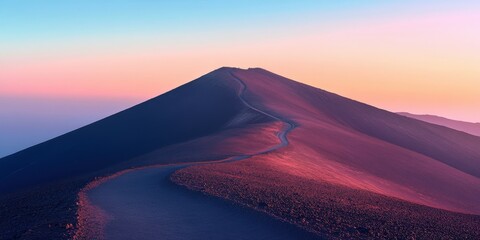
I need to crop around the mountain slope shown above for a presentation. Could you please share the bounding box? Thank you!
[398,112,480,136]
[236,68,480,212]
[0,69,272,194]
[172,68,480,238]
[0,68,281,239]
[1,67,479,239]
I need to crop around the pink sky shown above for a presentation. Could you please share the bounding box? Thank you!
[1,1,479,157]
[2,6,479,122]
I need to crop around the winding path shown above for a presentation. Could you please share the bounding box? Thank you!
[75,71,319,240]
[229,71,297,150]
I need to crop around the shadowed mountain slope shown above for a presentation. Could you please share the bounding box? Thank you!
[0,68,271,194]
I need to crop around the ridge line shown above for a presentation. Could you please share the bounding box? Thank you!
[229,70,297,152]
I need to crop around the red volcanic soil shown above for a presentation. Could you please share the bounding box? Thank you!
[172,156,480,239]
[399,112,480,137]
[171,67,480,238]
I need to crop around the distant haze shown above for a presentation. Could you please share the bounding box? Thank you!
[398,112,480,137]
[0,96,136,158]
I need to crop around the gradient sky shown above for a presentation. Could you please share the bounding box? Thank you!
[1,1,479,157]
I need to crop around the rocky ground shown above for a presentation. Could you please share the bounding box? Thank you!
[171,154,480,239]
[0,181,80,239]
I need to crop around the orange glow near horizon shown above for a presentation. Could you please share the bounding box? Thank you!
[1,3,479,122]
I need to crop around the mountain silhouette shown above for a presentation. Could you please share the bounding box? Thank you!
[1,67,479,239]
